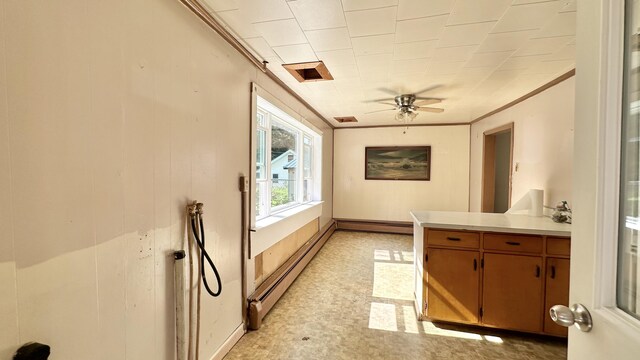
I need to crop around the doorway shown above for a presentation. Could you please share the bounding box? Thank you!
[481,123,513,213]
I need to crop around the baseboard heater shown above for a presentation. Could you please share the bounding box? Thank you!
[248,220,336,330]
[335,218,413,235]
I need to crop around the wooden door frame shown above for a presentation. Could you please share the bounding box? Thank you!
[481,123,514,213]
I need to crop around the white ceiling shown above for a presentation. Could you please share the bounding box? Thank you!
[202,0,576,127]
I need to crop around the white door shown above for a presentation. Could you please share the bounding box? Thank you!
[569,1,640,358]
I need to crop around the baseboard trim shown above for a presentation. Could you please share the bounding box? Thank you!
[210,323,245,360]
[248,220,337,329]
[335,219,413,235]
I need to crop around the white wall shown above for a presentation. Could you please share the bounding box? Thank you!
[333,126,470,222]
[469,77,575,212]
[0,0,332,359]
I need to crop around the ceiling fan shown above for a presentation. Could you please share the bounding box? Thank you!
[366,86,444,122]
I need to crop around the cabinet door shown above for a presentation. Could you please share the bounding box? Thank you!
[482,253,543,332]
[426,248,480,324]
[544,258,570,336]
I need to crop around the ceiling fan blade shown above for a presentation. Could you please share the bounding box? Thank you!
[416,107,444,113]
[414,98,442,106]
[376,87,401,96]
[365,97,395,104]
[413,85,441,96]
[364,108,396,114]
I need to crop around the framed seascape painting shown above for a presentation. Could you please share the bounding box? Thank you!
[365,146,431,181]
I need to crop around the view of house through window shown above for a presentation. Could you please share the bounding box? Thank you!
[255,96,321,220]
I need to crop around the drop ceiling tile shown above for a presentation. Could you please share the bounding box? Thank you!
[356,53,393,72]
[327,64,360,79]
[273,43,318,63]
[438,22,496,48]
[465,50,513,68]
[239,0,293,23]
[535,11,576,38]
[426,61,465,75]
[217,10,260,38]
[397,0,454,20]
[202,0,237,11]
[342,0,398,12]
[524,59,574,75]
[288,0,347,31]
[476,30,536,53]
[455,66,495,83]
[345,7,397,37]
[244,37,277,58]
[316,49,357,67]
[253,19,307,47]
[447,0,511,26]
[431,45,477,62]
[545,44,576,61]
[352,34,395,56]
[514,36,573,56]
[498,54,548,71]
[306,28,352,52]
[491,1,565,33]
[395,15,449,43]
[393,40,438,60]
[391,58,430,74]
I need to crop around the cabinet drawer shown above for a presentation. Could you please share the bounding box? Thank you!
[546,237,571,256]
[483,233,543,254]
[427,229,479,249]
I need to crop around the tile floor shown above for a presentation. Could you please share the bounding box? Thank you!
[225,231,567,360]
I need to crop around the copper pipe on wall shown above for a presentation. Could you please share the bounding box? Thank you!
[177,0,336,130]
[178,0,267,72]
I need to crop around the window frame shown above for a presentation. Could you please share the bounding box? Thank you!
[254,95,320,221]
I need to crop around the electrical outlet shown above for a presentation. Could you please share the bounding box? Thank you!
[239,176,250,192]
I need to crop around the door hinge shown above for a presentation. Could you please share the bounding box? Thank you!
[479,307,483,318]
[425,254,428,262]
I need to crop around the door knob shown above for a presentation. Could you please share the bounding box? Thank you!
[549,304,593,332]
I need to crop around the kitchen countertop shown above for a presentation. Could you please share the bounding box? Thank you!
[410,210,571,237]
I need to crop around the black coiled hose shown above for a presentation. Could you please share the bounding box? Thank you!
[190,213,222,297]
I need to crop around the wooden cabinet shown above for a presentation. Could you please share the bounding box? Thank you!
[420,228,570,337]
[544,258,570,336]
[426,248,480,324]
[482,253,543,332]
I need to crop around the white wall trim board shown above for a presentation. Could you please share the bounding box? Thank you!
[251,202,323,258]
[209,323,245,360]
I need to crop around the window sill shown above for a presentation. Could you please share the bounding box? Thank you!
[250,201,323,258]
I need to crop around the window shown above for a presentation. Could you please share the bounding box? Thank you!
[254,96,321,220]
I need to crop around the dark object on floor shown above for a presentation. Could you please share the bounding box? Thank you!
[13,342,50,360]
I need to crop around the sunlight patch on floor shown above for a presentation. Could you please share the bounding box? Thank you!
[368,302,398,332]
[403,305,420,334]
[372,262,414,300]
[422,322,483,341]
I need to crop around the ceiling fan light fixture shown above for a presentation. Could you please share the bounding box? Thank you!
[395,109,418,123]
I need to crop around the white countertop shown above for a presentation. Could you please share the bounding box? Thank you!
[410,210,571,237]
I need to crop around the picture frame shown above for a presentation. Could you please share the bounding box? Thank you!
[365,146,431,181]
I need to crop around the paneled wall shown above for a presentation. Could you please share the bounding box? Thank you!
[469,77,575,212]
[254,219,319,286]
[333,126,470,222]
[0,0,332,358]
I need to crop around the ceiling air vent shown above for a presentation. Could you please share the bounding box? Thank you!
[334,116,358,123]
[283,61,334,82]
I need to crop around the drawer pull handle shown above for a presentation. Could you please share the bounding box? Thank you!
[536,265,541,278]
[473,258,477,271]
[447,237,461,241]
[506,241,521,246]
[551,266,556,279]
